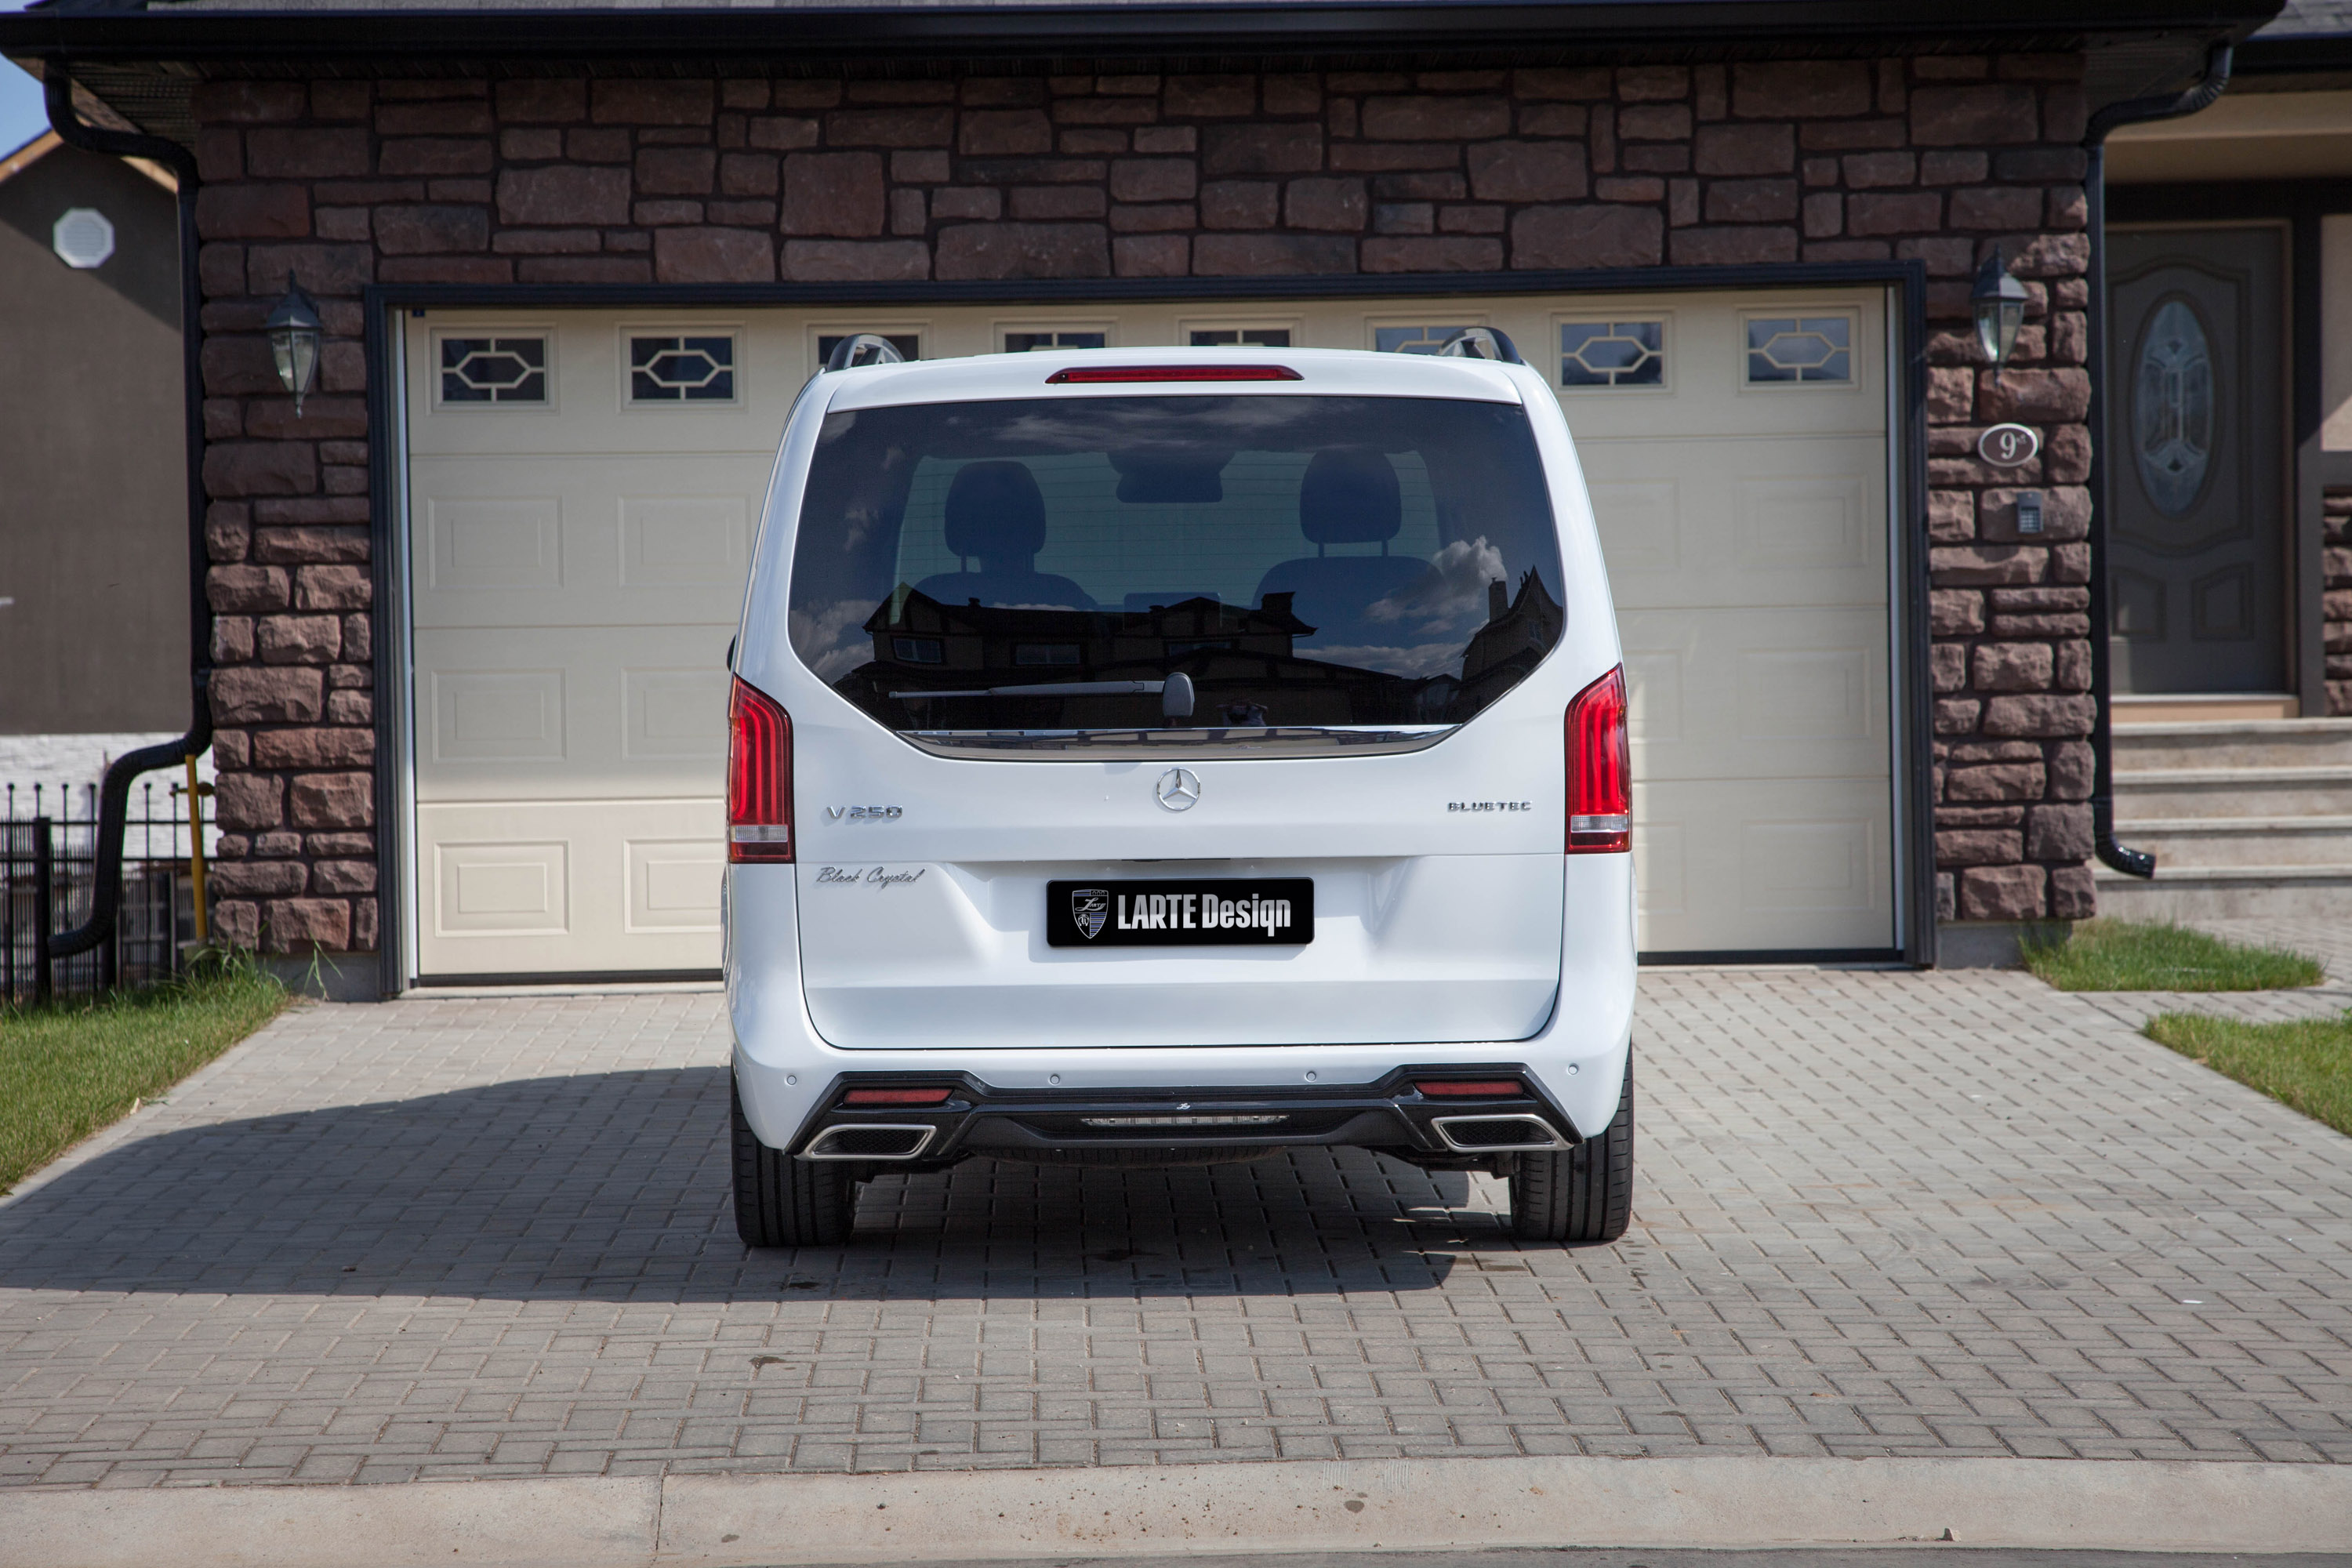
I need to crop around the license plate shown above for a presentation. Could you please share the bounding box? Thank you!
[1047,879,1313,947]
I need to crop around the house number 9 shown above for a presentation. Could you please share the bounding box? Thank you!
[1977,423,2041,467]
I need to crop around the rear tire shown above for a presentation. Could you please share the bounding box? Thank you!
[733,1078,858,1247]
[1509,1054,1633,1244]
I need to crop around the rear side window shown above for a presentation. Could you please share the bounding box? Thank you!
[785,395,1564,747]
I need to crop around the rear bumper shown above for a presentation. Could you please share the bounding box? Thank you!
[784,1065,1580,1167]
[727,852,1637,1149]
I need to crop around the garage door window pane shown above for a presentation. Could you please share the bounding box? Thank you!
[1189,328,1291,346]
[816,333,920,365]
[1005,331,1109,352]
[630,335,735,402]
[1374,325,1474,355]
[1559,321,1664,387]
[441,337,547,404]
[1745,316,1852,384]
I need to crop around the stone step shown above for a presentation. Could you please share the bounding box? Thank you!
[2111,717,2352,771]
[2111,766,2352,818]
[2092,862,2352,920]
[2111,692,2299,724]
[2107,816,2352,869]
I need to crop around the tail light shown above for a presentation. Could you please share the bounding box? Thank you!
[728,676,793,863]
[1045,365,1303,383]
[1566,665,1630,854]
[1414,1080,1525,1098]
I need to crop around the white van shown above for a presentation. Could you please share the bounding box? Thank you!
[726,332,1635,1247]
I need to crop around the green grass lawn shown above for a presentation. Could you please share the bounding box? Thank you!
[2146,1011,2352,1138]
[2023,917,2326,992]
[0,962,288,1195]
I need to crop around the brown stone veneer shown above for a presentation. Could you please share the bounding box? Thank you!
[191,56,2099,953]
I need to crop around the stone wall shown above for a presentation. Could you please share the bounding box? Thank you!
[2329,487,2352,717]
[186,55,2098,955]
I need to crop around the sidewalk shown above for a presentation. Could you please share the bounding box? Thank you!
[9,1453,2350,1566]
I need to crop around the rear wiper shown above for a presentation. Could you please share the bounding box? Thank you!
[891,672,1195,717]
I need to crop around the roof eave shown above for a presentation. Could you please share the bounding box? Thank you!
[0,0,2287,64]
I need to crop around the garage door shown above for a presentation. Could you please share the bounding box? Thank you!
[1555,292,1898,956]
[399,292,1899,981]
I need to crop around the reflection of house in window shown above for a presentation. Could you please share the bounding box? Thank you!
[1460,572,1566,699]
[837,576,1560,731]
[1013,643,1081,666]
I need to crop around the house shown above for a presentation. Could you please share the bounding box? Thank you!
[2092,0,2352,916]
[0,0,2288,996]
[0,129,192,807]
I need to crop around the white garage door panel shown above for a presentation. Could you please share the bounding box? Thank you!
[1634,779,1891,952]
[417,800,723,974]
[416,626,730,798]
[402,293,1903,978]
[1585,436,1886,608]
[409,459,766,630]
[1621,607,1889,779]
[412,321,790,460]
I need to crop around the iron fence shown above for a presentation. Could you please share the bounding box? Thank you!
[2,774,213,1006]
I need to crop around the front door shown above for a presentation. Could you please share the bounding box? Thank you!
[2107,227,2288,693]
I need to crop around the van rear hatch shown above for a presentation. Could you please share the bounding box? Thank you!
[779,385,1572,1050]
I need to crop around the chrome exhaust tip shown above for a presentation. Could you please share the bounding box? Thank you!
[801,1123,937,1160]
[1430,1113,1573,1152]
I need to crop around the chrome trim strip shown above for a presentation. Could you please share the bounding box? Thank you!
[895,724,1456,761]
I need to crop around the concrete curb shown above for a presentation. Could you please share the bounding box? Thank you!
[5,1456,2347,1567]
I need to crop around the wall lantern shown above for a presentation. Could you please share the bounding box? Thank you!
[1972,248,2030,380]
[266,276,323,416]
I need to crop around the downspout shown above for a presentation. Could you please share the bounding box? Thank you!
[2080,42,2233,881]
[42,63,213,961]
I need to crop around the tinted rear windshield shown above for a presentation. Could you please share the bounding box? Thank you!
[786,394,1565,750]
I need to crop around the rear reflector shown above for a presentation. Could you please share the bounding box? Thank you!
[1415,1080,1524,1097]
[727,677,793,863]
[1047,365,1303,383]
[842,1087,953,1106]
[1566,665,1631,854]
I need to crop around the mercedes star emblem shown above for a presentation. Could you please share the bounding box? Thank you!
[1155,767,1202,811]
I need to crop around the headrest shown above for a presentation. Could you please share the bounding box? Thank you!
[944,460,1047,563]
[1298,448,1402,546]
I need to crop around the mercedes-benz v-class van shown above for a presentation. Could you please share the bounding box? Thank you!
[725,331,1635,1247]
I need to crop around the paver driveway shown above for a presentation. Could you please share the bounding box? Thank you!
[1,957,2347,1489]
